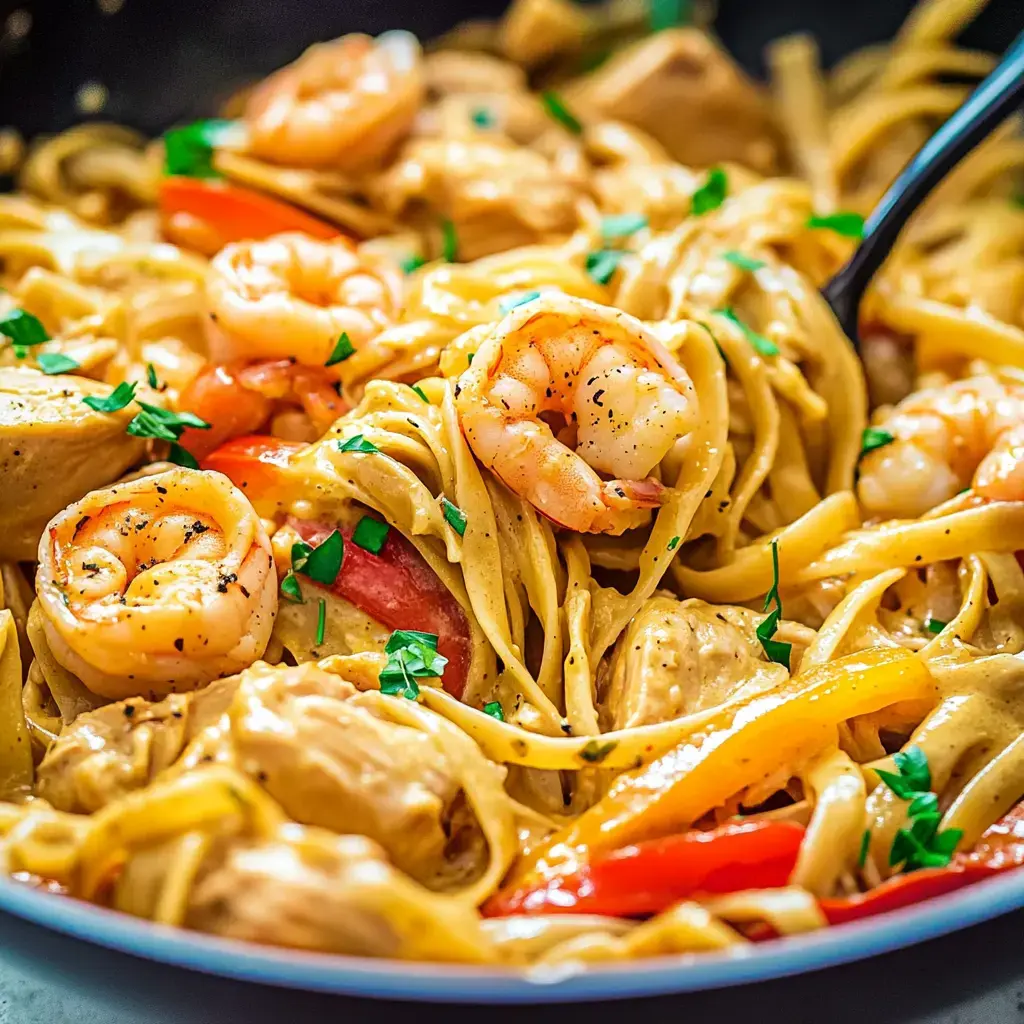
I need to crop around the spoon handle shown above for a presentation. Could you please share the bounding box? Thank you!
[824,29,1024,341]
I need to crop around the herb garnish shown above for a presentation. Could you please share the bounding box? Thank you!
[649,0,692,31]
[163,119,236,178]
[483,700,505,721]
[807,212,865,239]
[723,250,766,271]
[36,352,80,375]
[292,530,343,586]
[585,249,626,285]
[280,572,303,603]
[691,167,728,215]
[580,739,618,763]
[441,496,467,536]
[601,212,648,239]
[379,629,448,699]
[860,427,895,456]
[1,308,49,358]
[668,536,680,550]
[352,516,389,555]
[471,107,495,129]
[82,381,138,413]
[441,219,459,262]
[498,290,541,315]
[756,539,792,668]
[410,384,429,403]
[924,616,947,635]
[858,828,872,868]
[325,332,355,366]
[400,254,426,274]
[337,434,380,454]
[876,746,963,871]
[715,307,779,357]
[540,91,583,135]
[316,597,327,646]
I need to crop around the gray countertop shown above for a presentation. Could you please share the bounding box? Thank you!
[0,906,1022,1024]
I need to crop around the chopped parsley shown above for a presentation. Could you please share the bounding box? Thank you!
[807,211,865,239]
[352,516,389,554]
[715,307,779,357]
[649,0,691,31]
[280,572,303,603]
[691,167,728,215]
[482,700,504,721]
[125,403,209,463]
[861,426,895,456]
[540,90,583,134]
[325,332,355,366]
[858,828,871,868]
[924,616,947,635]
[722,250,765,272]
[146,363,161,389]
[756,539,792,668]
[877,748,963,870]
[1,308,49,358]
[400,253,426,274]
[82,380,138,413]
[163,119,236,178]
[168,443,199,469]
[441,496,467,536]
[498,290,541,315]
[379,629,448,699]
[410,384,429,403]
[585,249,626,285]
[471,107,495,129]
[292,530,343,586]
[337,434,379,454]
[441,219,459,262]
[579,739,618,763]
[601,212,648,240]
[316,597,327,646]
[36,352,80,375]
[667,536,680,550]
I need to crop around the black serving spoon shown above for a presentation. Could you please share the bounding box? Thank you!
[823,28,1024,344]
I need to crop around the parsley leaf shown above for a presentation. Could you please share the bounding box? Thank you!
[807,211,865,239]
[295,530,343,586]
[400,253,426,274]
[441,219,459,262]
[168,443,199,469]
[715,307,779,357]
[410,384,429,403]
[756,539,791,668]
[163,119,236,178]
[579,739,618,763]
[36,352,80,375]
[861,426,895,456]
[352,516,389,555]
[540,91,583,134]
[0,308,49,349]
[585,249,626,285]
[858,829,871,868]
[325,332,355,366]
[924,616,947,635]
[498,290,541,315]
[723,250,765,271]
[146,363,160,389]
[337,434,379,454]
[667,536,680,550]
[601,213,648,240]
[316,597,326,646]
[483,700,504,721]
[280,572,303,603]
[441,496,467,536]
[82,380,138,413]
[649,0,691,31]
[379,629,448,698]
[471,107,495,129]
[691,167,728,215]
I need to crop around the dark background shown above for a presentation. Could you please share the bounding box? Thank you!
[1,0,1023,1019]
[0,0,1021,136]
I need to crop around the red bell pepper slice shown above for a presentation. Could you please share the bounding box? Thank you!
[483,820,807,918]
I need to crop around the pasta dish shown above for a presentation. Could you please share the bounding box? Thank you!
[2,0,1024,971]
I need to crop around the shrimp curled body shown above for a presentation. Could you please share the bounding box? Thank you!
[858,376,1024,518]
[455,295,699,534]
[36,468,277,700]
[207,232,402,368]
[245,31,424,171]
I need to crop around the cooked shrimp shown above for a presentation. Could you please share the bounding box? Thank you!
[35,468,277,700]
[858,375,1024,518]
[177,359,348,457]
[206,232,403,368]
[455,295,698,534]
[245,31,423,171]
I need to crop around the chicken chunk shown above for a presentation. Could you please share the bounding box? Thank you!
[566,29,779,174]
[599,596,798,731]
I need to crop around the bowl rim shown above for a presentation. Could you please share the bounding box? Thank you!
[1,866,1023,1002]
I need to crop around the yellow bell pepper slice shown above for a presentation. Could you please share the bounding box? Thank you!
[512,647,935,884]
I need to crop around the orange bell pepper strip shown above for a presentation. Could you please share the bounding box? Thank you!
[159,177,342,255]
[510,648,936,887]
